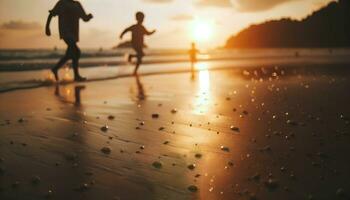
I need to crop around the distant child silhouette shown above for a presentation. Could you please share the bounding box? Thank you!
[46,0,93,82]
[189,42,199,74]
[120,12,156,75]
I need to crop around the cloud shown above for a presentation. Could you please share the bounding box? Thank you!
[1,21,41,30]
[231,0,298,12]
[142,0,173,3]
[170,14,194,21]
[195,0,232,8]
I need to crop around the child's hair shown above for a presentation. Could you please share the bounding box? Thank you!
[136,12,145,22]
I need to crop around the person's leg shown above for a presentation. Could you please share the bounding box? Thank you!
[133,48,144,75]
[70,41,86,81]
[51,41,71,81]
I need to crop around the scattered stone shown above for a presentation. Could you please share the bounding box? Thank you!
[286,120,297,126]
[75,183,90,192]
[264,178,279,190]
[188,185,198,192]
[228,161,234,167]
[108,115,115,120]
[230,126,240,132]
[158,127,165,131]
[45,190,53,198]
[220,146,230,152]
[152,161,162,169]
[195,153,202,159]
[249,193,257,200]
[336,188,345,197]
[85,171,93,176]
[195,174,201,178]
[280,166,286,172]
[188,164,196,170]
[163,141,169,145]
[252,173,260,181]
[101,147,112,154]
[100,125,109,132]
[18,118,25,123]
[65,153,78,161]
[140,145,145,150]
[152,114,159,119]
[31,175,41,184]
[171,109,178,114]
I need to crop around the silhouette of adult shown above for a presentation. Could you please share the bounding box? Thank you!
[46,0,93,82]
[120,12,156,75]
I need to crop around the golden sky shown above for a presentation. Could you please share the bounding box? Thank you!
[0,0,334,49]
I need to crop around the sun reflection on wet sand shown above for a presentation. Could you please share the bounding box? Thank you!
[193,63,211,115]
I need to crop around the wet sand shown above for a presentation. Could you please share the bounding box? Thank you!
[1,64,350,200]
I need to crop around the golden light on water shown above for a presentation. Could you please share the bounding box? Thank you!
[193,63,211,115]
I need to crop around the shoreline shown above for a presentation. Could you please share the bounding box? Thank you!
[1,65,350,199]
[1,59,350,94]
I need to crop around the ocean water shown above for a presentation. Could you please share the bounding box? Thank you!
[0,48,350,92]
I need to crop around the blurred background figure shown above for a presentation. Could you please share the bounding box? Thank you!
[189,42,199,78]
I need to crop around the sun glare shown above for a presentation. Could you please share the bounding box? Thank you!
[192,20,213,42]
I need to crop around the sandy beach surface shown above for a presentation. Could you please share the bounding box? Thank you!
[1,63,350,200]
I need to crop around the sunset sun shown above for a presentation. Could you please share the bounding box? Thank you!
[192,20,213,42]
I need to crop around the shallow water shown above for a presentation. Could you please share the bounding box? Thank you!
[1,47,350,93]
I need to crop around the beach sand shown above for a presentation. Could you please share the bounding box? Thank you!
[1,64,350,200]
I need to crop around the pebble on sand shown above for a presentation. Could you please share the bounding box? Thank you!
[188,185,198,192]
[152,114,159,119]
[100,125,109,132]
[188,164,196,170]
[220,146,230,152]
[108,115,115,120]
[101,147,112,154]
[152,161,162,169]
[230,125,240,132]
[45,190,53,198]
[195,153,202,159]
[31,175,41,184]
[171,109,178,114]
[286,120,298,126]
[336,188,345,196]
[264,178,279,189]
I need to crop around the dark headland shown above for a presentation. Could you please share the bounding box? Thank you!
[226,0,350,48]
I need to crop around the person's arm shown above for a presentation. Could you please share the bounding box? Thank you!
[46,2,61,36]
[77,2,93,22]
[45,13,54,36]
[145,28,156,36]
[120,26,132,39]
[82,13,93,22]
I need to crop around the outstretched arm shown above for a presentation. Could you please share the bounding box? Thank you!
[120,26,132,39]
[45,13,54,36]
[77,2,93,22]
[145,29,156,36]
[82,13,93,22]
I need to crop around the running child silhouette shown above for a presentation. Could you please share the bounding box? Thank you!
[46,0,93,82]
[120,12,156,75]
[189,42,199,72]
